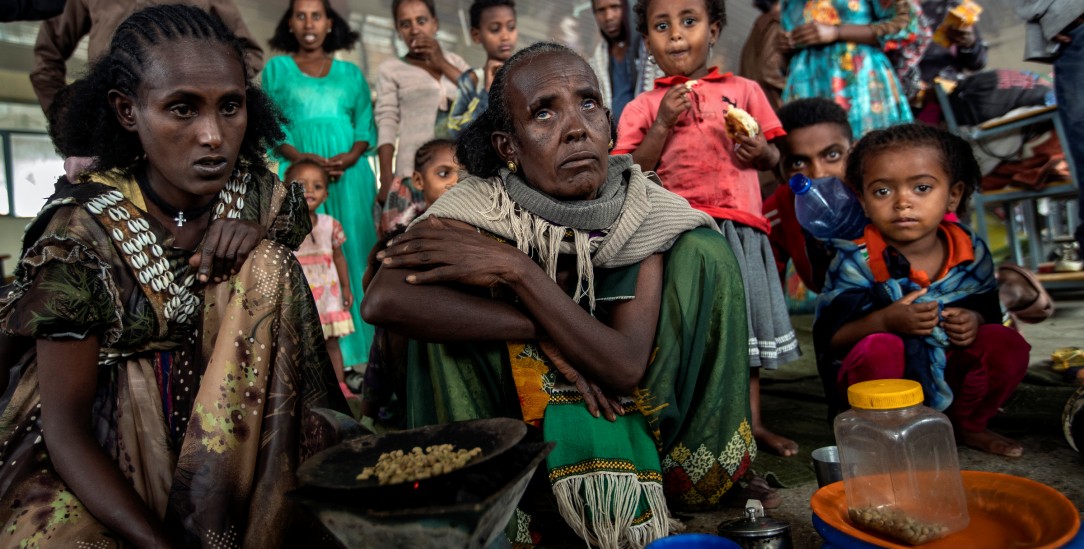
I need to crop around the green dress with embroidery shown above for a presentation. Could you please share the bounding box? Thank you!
[0,166,346,547]
[406,227,756,546]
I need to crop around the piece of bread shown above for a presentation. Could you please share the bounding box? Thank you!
[725,106,759,139]
[933,0,982,47]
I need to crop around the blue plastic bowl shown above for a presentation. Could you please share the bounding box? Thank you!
[645,533,742,549]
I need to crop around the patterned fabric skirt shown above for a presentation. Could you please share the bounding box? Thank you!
[405,228,756,547]
[297,256,356,339]
[0,241,346,547]
[717,219,802,369]
[782,42,914,138]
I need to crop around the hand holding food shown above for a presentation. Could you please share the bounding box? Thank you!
[933,0,982,47]
[725,106,760,140]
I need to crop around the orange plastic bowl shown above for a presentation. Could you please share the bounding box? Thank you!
[811,471,1080,548]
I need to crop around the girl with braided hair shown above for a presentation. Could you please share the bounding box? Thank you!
[0,5,346,546]
[815,124,1029,457]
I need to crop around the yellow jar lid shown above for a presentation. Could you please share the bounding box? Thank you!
[847,379,924,410]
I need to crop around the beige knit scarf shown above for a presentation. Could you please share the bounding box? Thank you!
[413,155,716,309]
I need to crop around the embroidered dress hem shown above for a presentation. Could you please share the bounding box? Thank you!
[716,219,801,369]
[321,313,355,339]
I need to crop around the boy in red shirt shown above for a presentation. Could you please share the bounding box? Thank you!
[764,98,852,294]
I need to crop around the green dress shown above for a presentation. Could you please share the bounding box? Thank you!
[261,55,378,367]
[384,157,755,546]
[407,229,756,545]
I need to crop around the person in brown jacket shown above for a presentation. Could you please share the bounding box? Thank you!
[30,0,264,113]
[739,0,787,111]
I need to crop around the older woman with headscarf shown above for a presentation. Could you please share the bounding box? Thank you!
[363,42,759,548]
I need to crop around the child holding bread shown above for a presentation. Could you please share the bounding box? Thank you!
[615,0,802,460]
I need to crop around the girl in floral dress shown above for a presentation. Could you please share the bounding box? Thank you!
[289,159,355,397]
[781,0,922,136]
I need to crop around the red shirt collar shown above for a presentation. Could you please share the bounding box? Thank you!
[654,66,733,88]
[860,221,975,287]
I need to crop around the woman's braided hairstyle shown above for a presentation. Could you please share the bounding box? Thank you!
[414,138,456,171]
[48,4,286,174]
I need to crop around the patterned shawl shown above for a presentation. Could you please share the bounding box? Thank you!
[415,154,716,309]
[410,156,723,547]
[0,165,344,547]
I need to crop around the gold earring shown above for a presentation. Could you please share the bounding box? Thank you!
[507,161,517,173]
[609,139,615,150]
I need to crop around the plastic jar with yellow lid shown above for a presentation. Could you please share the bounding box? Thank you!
[834,379,969,545]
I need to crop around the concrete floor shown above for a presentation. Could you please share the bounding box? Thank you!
[682,292,1084,547]
[349,291,1084,547]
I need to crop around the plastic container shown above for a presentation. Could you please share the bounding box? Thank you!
[833,379,969,545]
[788,174,869,241]
[646,533,741,548]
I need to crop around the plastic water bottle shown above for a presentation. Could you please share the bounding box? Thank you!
[789,174,869,241]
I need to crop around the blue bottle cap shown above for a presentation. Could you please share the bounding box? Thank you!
[789,173,812,195]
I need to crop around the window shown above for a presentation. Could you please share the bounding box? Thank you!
[0,103,64,218]
[0,150,7,216]
[1,130,64,217]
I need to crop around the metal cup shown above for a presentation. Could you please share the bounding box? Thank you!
[811,446,843,488]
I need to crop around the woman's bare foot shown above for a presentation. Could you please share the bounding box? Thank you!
[753,425,800,457]
[959,429,1024,457]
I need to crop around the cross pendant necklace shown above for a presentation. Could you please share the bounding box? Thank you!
[135,169,216,228]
